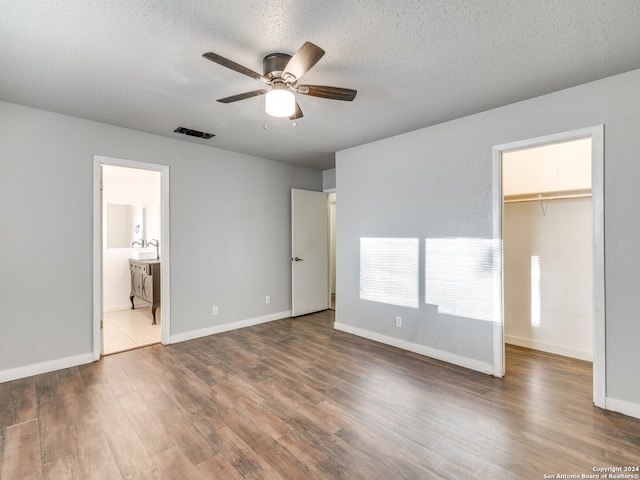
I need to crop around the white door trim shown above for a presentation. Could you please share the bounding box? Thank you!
[492,125,605,408]
[328,195,336,310]
[92,155,171,360]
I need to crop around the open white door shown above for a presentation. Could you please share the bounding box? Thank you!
[99,165,104,355]
[292,189,329,316]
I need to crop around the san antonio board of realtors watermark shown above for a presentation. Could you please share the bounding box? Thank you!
[543,466,640,479]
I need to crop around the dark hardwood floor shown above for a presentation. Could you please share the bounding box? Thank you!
[1,310,639,479]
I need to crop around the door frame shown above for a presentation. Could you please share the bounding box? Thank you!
[327,191,336,310]
[492,125,605,408]
[92,155,171,359]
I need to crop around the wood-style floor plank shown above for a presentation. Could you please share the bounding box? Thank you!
[1,310,639,479]
[98,406,162,480]
[196,452,244,480]
[2,420,42,480]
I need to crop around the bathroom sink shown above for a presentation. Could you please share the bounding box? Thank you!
[132,249,157,260]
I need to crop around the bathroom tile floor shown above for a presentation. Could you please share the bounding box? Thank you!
[103,306,161,355]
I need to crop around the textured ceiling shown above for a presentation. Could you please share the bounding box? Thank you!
[2,1,640,170]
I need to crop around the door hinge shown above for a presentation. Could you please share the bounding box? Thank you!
[100,320,103,329]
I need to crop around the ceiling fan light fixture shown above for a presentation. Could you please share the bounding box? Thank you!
[203,42,356,121]
[265,87,295,117]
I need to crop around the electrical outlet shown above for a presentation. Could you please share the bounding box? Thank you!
[265,295,271,304]
[212,306,218,315]
[396,316,402,327]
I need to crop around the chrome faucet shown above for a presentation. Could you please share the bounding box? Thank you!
[132,239,146,247]
[147,239,159,259]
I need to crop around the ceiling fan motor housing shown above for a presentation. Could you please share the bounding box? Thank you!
[263,53,293,81]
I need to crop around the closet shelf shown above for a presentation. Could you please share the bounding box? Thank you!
[504,190,591,204]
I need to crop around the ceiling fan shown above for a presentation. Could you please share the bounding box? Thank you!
[202,42,357,120]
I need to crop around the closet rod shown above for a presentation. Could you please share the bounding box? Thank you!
[504,193,592,204]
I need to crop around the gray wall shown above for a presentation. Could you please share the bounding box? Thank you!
[336,69,640,409]
[323,168,336,191]
[0,101,321,375]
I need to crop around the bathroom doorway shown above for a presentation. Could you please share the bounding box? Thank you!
[93,156,171,358]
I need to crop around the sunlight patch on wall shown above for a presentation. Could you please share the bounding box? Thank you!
[531,255,541,327]
[425,238,501,322]
[360,238,419,309]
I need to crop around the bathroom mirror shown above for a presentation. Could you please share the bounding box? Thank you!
[106,203,140,248]
[106,203,160,249]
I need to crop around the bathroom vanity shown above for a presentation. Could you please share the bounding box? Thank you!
[129,259,161,324]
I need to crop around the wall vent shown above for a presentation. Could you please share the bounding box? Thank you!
[173,127,215,139]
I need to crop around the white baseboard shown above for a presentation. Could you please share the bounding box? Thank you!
[0,311,290,384]
[333,322,494,375]
[606,397,640,420]
[103,305,137,313]
[104,300,152,313]
[170,310,292,344]
[505,335,592,361]
[0,353,95,384]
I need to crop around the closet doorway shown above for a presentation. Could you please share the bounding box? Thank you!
[503,138,592,360]
[492,126,605,408]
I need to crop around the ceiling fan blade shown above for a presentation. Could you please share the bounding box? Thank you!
[289,102,303,120]
[217,89,268,103]
[283,42,325,81]
[297,85,357,101]
[203,52,264,81]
